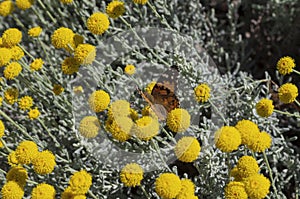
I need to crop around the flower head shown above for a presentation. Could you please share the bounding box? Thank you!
[176,179,196,199]
[235,119,260,146]
[1,181,24,199]
[215,126,241,152]
[132,0,148,5]
[15,140,38,164]
[2,28,22,47]
[60,0,73,4]
[51,27,75,52]
[8,151,19,167]
[243,174,270,199]
[108,100,131,118]
[145,81,156,94]
[52,84,64,95]
[155,173,181,199]
[4,62,22,80]
[166,108,191,133]
[106,0,125,19]
[0,1,14,17]
[28,107,40,120]
[0,48,12,66]
[31,183,56,199]
[255,98,274,118]
[16,0,34,10]
[194,83,211,103]
[248,131,272,152]
[74,44,96,65]
[4,87,19,104]
[175,136,201,163]
[61,57,80,75]
[28,26,42,37]
[79,116,100,138]
[10,46,24,61]
[0,119,5,137]
[230,167,243,182]
[225,181,248,199]
[30,58,44,71]
[105,116,133,142]
[18,96,33,110]
[120,163,143,187]
[278,83,298,104]
[276,56,296,75]
[6,166,28,188]
[124,64,135,75]
[69,170,92,194]
[87,12,110,35]
[32,150,56,175]
[88,90,110,113]
[236,156,259,179]
[133,116,159,141]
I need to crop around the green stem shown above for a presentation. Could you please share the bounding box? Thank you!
[150,139,172,172]
[293,69,300,76]
[0,138,12,153]
[208,98,228,125]
[26,179,39,185]
[18,44,35,60]
[37,38,53,67]
[36,0,57,24]
[37,118,61,147]
[294,99,300,108]
[12,15,26,29]
[274,109,300,118]
[146,1,173,30]
[140,185,151,199]
[88,190,98,199]
[263,151,279,199]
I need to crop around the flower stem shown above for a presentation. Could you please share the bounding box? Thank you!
[0,138,12,153]
[88,190,98,199]
[37,118,61,147]
[140,185,151,199]
[263,151,279,199]
[36,0,57,24]
[274,109,300,118]
[293,69,300,76]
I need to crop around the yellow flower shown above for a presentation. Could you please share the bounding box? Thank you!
[145,81,156,94]
[18,96,33,111]
[0,1,14,17]
[15,140,38,164]
[166,108,191,133]
[2,28,22,47]
[175,136,201,163]
[155,173,181,199]
[0,119,5,137]
[69,170,92,194]
[87,12,110,35]
[30,58,44,71]
[51,27,75,52]
[73,86,84,94]
[8,151,19,167]
[132,0,148,5]
[32,150,56,175]
[255,98,274,118]
[276,56,295,75]
[248,131,272,153]
[133,116,159,141]
[278,83,298,104]
[236,156,259,179]
[72,195,86,199]
[176,179,196,199]
[31,183,56,199]
[124,64,135,75]
[16,0,34,10]
[225,181,248,199]
[0,97,3,106]
[10,46,24,61]
[6,166,28,188]
[105,116,133,142]
[60,0,73,4]
[230,167,243,182]
[235,119,260,146]
[88,90,110,113]
[1,181,24,199]
[120,163,143,187]
[61,186,74,199]
[28,26,42,37]
[214,126,241,153]
[130,108,139,121]
[194,83,211,103]
[0,48,12,66]
[28,107,40,120]
[74,44,96,65]
[106,0,125,19]
[79,116,100,138]
[52,84,64,95]
[4,62,22,80]
[108,100,131,118]
[243,174,270,199]
[4,87,19,105]
[61,57,80,75]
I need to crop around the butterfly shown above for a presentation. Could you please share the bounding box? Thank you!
[139,65,180,121]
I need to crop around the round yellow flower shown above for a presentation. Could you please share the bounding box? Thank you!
[60,0,73,4]
[175,136,201,163]
[176,179,195,199]
[276,56,295,75]
[155,173,181,199]
[28,26,42,37]
[145,81,156,94]
[74,44,96,65]
[236,156,259,179]
[88,90,110,113]
[132,0,148,5]
[16,0,34,10]
[166,108,191,133]
[255,98,274,118]
[61,186,74,199]
[69,170,92,194]
[278,83,298,104]
[108,100,131,118]
[133,116,159,141]
[194,83,211,103]
[15,140,38,164]
[31,183,56,199]
[105,116,133,142]
[1,181,24,199]
[10,46,24,61]
[61,57,80,75]
[243,174,270,199]
[4,87,19,105]
[0,119,5,137]
[106,0,125,19]
[230,167,243,182]
[51,27,75,52]
[52,84,64,95]
[87,12,110,35]
[18,96,33,111]
[248,131,272,152]
[0,48,12,66]
[214,126,241,153]
[79,116,100,138]
[30,58,44,71]
[2,28,22,47]
[8,151,19,167]
[124,64,135,75]
[225,181,248,199]
[120,163,143,187]
[235,119,260,146]
[0,1,14,17]
[28,107,40,120]
[32,150,56,175]
[4,62,22,80]
[6,166,28,188]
